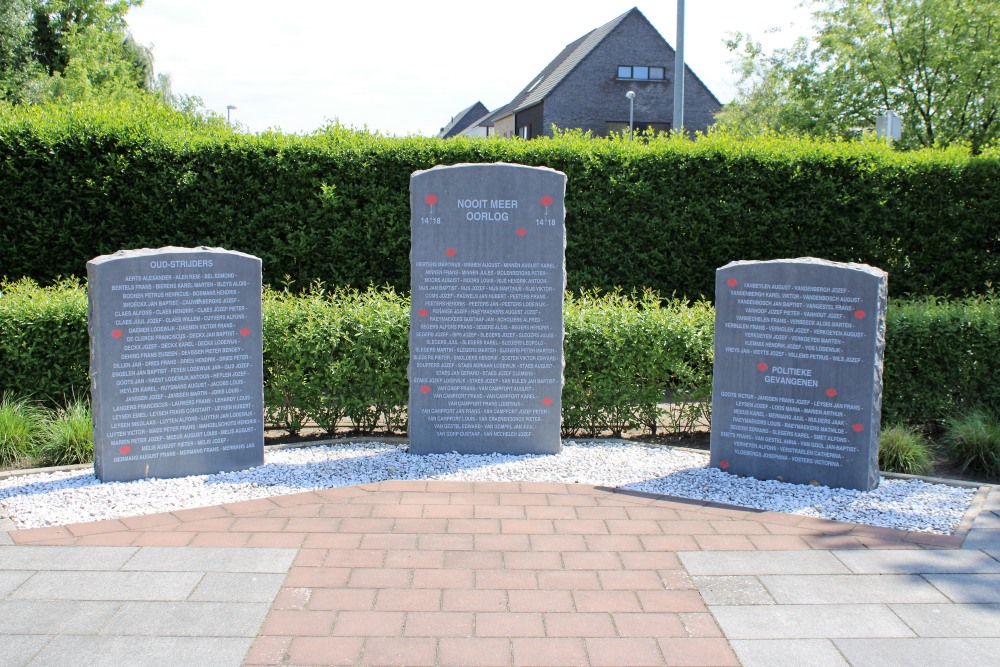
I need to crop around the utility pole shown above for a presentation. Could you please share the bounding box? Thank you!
[672,0,685,133]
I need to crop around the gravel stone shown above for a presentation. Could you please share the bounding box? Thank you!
[0,442,976,534]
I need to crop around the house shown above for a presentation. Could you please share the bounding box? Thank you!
[450,7,721,139]
[436,101,489,138]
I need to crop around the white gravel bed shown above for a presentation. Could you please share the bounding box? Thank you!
[0,441,977,534]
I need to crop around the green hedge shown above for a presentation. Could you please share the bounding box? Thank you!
[882,295,1000,425]
[1,280,996,430]
[1,101,997,300]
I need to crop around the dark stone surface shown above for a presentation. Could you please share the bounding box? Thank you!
[709,258,888,491]
[87,247,264,482]
[409,163,566,455]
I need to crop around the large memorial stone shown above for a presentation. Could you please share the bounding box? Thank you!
[87,247,264,482]
[710,258,887,491]
[409,163,566,455]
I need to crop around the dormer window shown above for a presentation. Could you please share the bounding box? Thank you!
[617,65,666,81]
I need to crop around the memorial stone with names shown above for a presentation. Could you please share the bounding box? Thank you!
[88,247,264,482]
[409,163,566,455]
[710,258,887,491]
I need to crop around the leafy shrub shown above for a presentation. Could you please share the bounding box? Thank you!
[883,294,1000,425]
[1,101,997,300]
[0,393,46,466]
[36,399,94,466]
[878,425,934,475]
[0,279,90,405]
[942,409,1000,478]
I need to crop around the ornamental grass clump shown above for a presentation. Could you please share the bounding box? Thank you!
[878,424,934,476]
[942,409,1000,478]
[36,399,94,466]
[0,393,46,466]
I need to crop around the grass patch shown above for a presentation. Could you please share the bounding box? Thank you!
[0,393,46,466]
[35,399,94,467]
[942,409,1000,478]
[878,425,935,475]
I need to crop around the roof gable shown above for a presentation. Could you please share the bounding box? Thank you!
[437,101,490,138]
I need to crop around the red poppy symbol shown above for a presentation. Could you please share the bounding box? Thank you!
[757,362,768,372]
[542,397,554,406]
[425,194,439,206]
[516,228,527,237]
[852,423,864,432]
[417,308,429,317]
[541,196,554,207]
[240,327,251,337]
[111,329,123,339]
[826,388,838,398]
[119,445,132,455]
[727,278,738,287]
[719,460,730,470]
[420,385,431,394]
[854,310,866,319]
[445,247,457,257]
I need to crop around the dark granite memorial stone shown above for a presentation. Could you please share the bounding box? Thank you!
[409,163,566,455]
[87,247,264,482]
[709,258,887,491]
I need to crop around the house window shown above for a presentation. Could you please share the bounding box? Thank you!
[617,65,666,81]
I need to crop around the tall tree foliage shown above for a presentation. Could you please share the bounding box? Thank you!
[717,0,1000,151]
[1,0,149,104]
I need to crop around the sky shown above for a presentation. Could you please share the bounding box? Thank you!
[126,0,815,136]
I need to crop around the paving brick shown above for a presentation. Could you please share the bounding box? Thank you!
[331,610,406,636]
[679,612,725,638]
[522,506,578,520]
[373,588,442,612]
[503,551,561,570]
[529,534,588,552]
[307,588,376,611]
[476,612,545,637]
[637,590,708,612]
[537,570,601,590]
[393,518,448,534]
[348,567,412,589]
[131,532,195,547]
[619,551,680,570]
[443,550,503,569]
[438,637,512,667]
[322,549,386,568]
[748,534,812,550]
[123,546,296,573]
[585,535,644,552]
[598,570,665,590]
[511,637,587,667]
[658,637,741,666]
[544,611,616,637]
[417,534,474,551]
[383,549,445,569]
[282,517,343,533]
[65,519,129,537]
[587,637,665,665]
[338,518,394,533]
[301,533,363,549]
[508,589,574,612]
[282,567,351,588]
[553,519,609,535]
[403,611,474,637]
[260,609,337,636]
[474,535,531,552]
[441,589,507,612]
[694,534,756,550]
[242,635,291,665]
[188,532,251,548]
[362,637,437,667]
[411,568,474,589]
[421,505,474,519]
[572,590,642,612]
[563,551,622,570]
[270,587,312,611]
[639,535,701,551]
[611,611,687,637]
[476,570,538,590]
[286,636,363,665]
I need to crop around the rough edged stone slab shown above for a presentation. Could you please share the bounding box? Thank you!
[409,163,566,455]
[87,247,264,483]
[710,258,887,491]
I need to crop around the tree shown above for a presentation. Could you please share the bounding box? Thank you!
[1,0,150,104]
[716,0,1000,151]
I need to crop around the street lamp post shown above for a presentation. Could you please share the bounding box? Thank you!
[625,90,636,141]
[226,105,237,123]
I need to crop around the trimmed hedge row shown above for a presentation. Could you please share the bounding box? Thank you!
[1,101,998,300]
[1,280,995,431]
